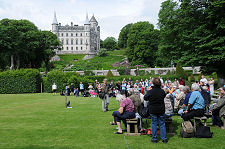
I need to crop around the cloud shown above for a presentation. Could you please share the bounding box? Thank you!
[0,0,166,40]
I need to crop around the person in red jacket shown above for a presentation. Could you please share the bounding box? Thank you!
[179,77,185,86]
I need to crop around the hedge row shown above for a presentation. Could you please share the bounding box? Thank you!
[0,69,41,94]
[43,70,93,93]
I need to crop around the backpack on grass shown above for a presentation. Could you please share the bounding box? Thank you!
[180,121,195,138]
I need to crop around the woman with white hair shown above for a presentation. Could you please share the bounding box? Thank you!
[181,83,205,121]
[110,94,135,134]
[174,85,185,110]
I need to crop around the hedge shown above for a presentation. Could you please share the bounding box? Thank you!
[0,69,41,94]
[43,70,93,92]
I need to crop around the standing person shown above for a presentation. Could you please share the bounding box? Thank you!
[52,83,57,96]
[144,78,168,144]
[101,79,110,112]
[209,77,215,95]
[121,81,127,95]
[79,82,84,96]
[200,75,208,85]
[70,83,74,94]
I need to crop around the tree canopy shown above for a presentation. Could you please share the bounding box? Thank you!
[0,19,61,72]
[102,37,118,51]
[118,23,133,49]
[157,0,225,85]
[126,21,160,67]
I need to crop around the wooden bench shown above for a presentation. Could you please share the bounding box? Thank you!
[193,116,208,131]
[124,118,141,136]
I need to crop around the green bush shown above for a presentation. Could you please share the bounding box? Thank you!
[43,70,67,92]
[84,71,95,76]
[175,63,188,80]
[117,68,125,75]
[106,70,114,78]
[0,69,41,94]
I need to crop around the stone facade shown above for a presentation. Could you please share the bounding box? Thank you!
[51,12,100,56]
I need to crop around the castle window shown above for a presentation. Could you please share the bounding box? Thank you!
[81,47,83,50]
[66,33,68,37]
[71,39,73,45]
[66,47,68,50]
[80,39,83,45]
[62,47,64,50]
[66,39,69,45]
[76,39,78,45]
[71,33,73,36]
[71,47,73,50]
[76,47,78,50]
[80,33,82,36]
[76,33,78,36]
[61,39,64,44]
[86,33,88,36]
[61,33,63,36]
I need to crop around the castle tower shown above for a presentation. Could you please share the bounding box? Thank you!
[90,14,98,28]
[52,11,58,34]
[84,13,91,52]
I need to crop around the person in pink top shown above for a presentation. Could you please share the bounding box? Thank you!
[110,94,135,134]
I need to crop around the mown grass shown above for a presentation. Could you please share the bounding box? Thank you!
[52,49,126,71]
[0,94,224,149]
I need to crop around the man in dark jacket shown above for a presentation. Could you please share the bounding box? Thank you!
[144,78,167,144]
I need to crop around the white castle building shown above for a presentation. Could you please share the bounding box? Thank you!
[51,12,100,56]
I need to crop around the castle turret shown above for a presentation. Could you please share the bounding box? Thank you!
[52,11,58,33]
[90,14,98,28]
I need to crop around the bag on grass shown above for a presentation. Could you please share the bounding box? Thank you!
[195,126,212,138]
[138,103,150,118]
[180,121,195,138]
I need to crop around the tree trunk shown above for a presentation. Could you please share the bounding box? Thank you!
[217,72,225,88]
[10,55,14,70]
[16,56,20,69]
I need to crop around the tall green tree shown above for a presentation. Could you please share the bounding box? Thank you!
[127,21,160,67]
[118,23,133,49]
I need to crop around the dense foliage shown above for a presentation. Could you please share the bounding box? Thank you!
[118,23,133,49]
[0,19,61,72]
[157,0,225,85]
[126,22,160,67]
[102,37,118,51]
[0,69,41,94]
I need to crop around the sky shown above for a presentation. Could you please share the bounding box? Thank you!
[0,0,166,40]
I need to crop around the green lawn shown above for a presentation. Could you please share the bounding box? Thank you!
[0,94,224,149]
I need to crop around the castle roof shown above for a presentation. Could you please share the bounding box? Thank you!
[84,13,90,25]
[90,15,97,22]
[52,11,58,24]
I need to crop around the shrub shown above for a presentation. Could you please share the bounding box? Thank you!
[117,68,125,75]
[84,71,95,76]
[175,63,188,80]
[0,69,41,94]
[98,48,108,57]
[106,70,114,78]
